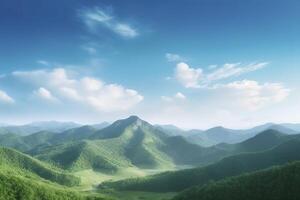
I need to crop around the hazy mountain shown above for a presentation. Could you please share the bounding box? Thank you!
[186,123,298,146]
[0,125,43,136]
[101,138,300,192]
[0,121,81,136]
[28,121,82,132]
[174,161,300,200]
[280,123,300,132]
[155,124,191,136]
[91,122,110,130]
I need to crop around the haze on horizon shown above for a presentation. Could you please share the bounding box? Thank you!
[0,0,299,129]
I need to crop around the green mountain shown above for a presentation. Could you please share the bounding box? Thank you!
[174,161,300,200]
[32,140,132,172]
[0,147,80,186]
[31,117,174,172]
[30,116,228,173]
[100,139,300,192]
[219,129,300,153]
[0,131,56,152]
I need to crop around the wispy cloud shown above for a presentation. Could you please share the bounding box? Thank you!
[161,92,186,102]
[0,90,14,104]
[206,62,268,82]
[80,7,138,38]
[174,62,268,88]
[36,60,50,66]
[166,53,186,62]
[34,87,59,102]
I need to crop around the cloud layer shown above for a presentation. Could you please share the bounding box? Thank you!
[13,68,143,112]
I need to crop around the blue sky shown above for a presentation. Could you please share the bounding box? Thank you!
[0,0,299,128]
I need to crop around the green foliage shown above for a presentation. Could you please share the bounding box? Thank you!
[0,172,107,200]
[0,147,80,186]
[100,139,300,192]
[174,161,300,200]
[0,131,54,152]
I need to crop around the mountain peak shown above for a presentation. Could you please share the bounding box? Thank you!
[127,115,141,122]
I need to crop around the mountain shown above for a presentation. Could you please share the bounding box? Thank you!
[155,124,191,136]
[29,116,227,173]
[31,140,132,172]
[280,123,300,132]
[173,161,300,200]
[232,129,288,152]
[0,125,43,136]
[91,122,110,130]
[100,138,300,192]
[0,147,80,186]
[4,117,298,176]
[28,121,82,132]
[0,131,56,152]
[186,123,298,146]
[0,121,81,136]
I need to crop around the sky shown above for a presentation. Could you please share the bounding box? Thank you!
[0,0,299,129]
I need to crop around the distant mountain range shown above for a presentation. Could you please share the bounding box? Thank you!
[1,119,299,146]
[1,115,300,200]
[157,122,299,146]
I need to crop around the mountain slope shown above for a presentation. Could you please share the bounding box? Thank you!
[32,117,175,172]
[0,147,80,186]
[0,131,56,152]
[0,172,106,200]
[32,140,132,172]
[100,139,300,192]
[174,161,300,200]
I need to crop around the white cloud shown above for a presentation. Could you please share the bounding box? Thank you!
[82,46,97,54]
[37,60,50,66]
[174,62,268,88]
[175,62,203,88]
[80,7,138,38]
[215,80,290,110]
[166,53,185,62]
[13,68,143,112]
[34,87,58,102]
[161,92,186,102]
[0,90,14,104]
[114,23,138,38]
[175,92,186,100]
